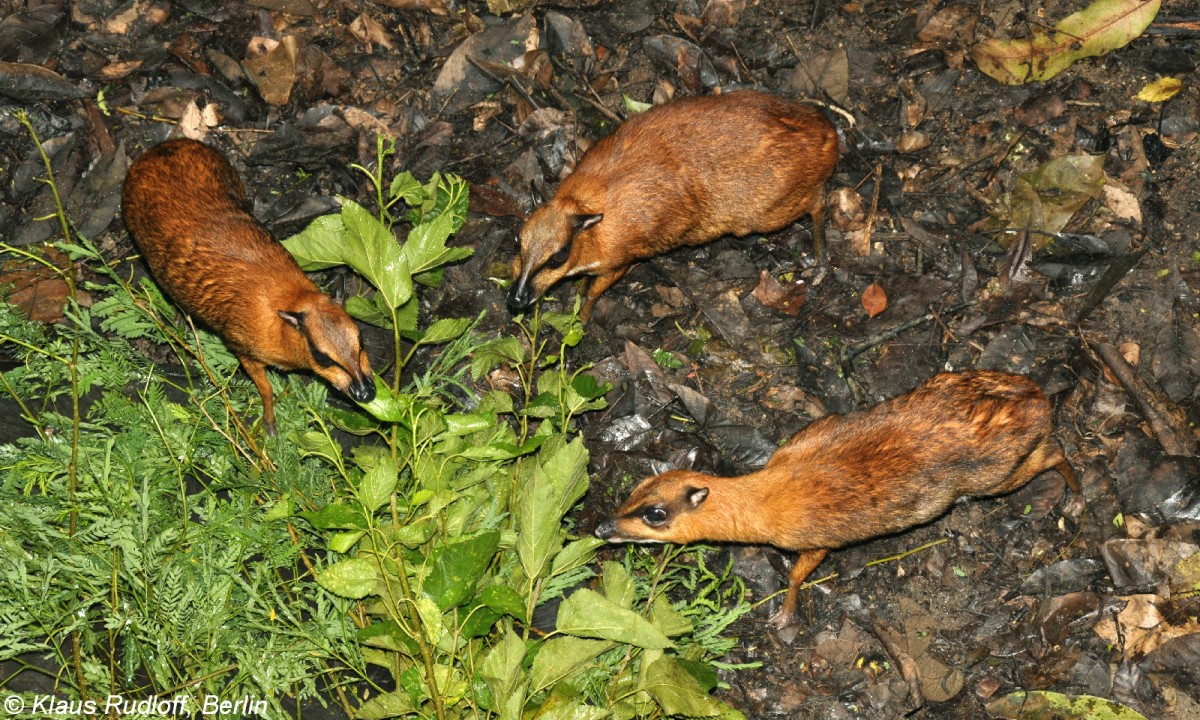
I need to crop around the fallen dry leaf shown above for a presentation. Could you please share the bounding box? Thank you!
[971,0,1160,85]
[1102,182,1143,225]
[242,35,298,106]
[1136,76,1183,102]
[861,282,888,317]
[349,13,395,51]
[751,270,807,316]
[1,247,74,323]
[99,59,143,80]
[1093,593,1200,658]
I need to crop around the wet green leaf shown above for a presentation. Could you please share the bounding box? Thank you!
[390,171,425,205]
[293,430,342,461]
[457,599,501,638]
[281,214,344,270]
[404,211,460,276]
[343,294,392,329]
[641,655,726,717]
[355,690,417,720]
[328,530,365,553]
[327,407,378,435]
[299,503,368,531]
[517,437,589,580]
[529,636,613,695]
[443,412,493,436]
[556,589,672,649]
[361,381,412,423]
[550,538,605,578]
[357,620,421,656]
[263,495,292,521]
[675,658,719,693]
[470,336,526,380]
[317,558,379,599]
[601,560,635,610]
[359,454,398,513]
[415,595,447,646]
[417,316,472,346]
[479,628,527,713]
[650,595,694,637]
[480,584,527,623]
[423,530,501,610]
[284,200,413,310]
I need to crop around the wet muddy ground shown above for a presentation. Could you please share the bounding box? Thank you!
[2,0,1198,718]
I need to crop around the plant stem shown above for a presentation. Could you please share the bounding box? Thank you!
[17,109,89,703]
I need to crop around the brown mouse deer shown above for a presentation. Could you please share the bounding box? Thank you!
[508,90,839,321]
[596,370,1080,627]
[122,138,374,435]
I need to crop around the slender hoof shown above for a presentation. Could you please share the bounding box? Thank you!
[768,605,796,630]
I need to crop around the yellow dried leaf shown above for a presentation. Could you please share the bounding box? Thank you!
[1136,76,1183,102]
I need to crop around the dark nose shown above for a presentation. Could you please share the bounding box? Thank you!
[507,281,534,314]
[594,521,615,539]
[348,377,376,403]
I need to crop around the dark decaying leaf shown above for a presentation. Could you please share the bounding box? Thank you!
[1,247,73,323]
[1037,592,1103,646]
[0,60,86,101]
[1021,559,1107,596]
[669,383,776,469]
[241,35,298,106]
[1140,633,1200,695]
[786,47,849,104]
[0,6,65,61]
[432,13,536,113]
[642,35,717,93]
[623,340,674,404]
[1100,538,1200,590]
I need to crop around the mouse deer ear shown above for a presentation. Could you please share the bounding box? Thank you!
[686,487,709,508]
[278,310,305,329]
[574,213,603,233]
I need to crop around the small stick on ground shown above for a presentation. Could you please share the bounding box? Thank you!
[839,301,976,366]
[1091,341,1195,456]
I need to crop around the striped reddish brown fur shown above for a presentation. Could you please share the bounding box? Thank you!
[596,370,1080,627]
[122,138,374,435]
[508,90,839,321]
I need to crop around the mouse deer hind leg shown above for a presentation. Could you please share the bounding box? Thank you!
[809,199,827,262]
[769,548,829,629]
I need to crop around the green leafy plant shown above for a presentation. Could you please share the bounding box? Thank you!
[652,348,684,370]
[0,114,370,715]
[281,146,749,718]
[0,127,752,720]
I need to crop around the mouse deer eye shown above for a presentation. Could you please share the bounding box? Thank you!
[642,507,668,527]
[549,241,572,267]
